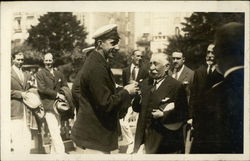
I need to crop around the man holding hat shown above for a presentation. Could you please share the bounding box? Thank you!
[71,24,138,154]
[36,53,68,154]
[11,51,38,154]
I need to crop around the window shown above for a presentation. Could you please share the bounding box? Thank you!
[14,17,22,33]
[175,27,180,36]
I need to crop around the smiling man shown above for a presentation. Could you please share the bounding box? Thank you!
[71,24,138,154]
[122,50,148,86]
[132,53,188,154]
[36,53,68,154]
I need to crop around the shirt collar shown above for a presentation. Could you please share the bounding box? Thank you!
[224,66,244,78]
[12,65,22,73]
[207,64,216,73]
[177,65,185,74]
[154,77,165,89]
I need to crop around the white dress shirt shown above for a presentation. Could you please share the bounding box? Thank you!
[13,65,24,82]
[130,63,139,80]
[172,65,185,80]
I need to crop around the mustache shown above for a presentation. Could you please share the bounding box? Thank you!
[207,59,214,61]
[109,48,119,54]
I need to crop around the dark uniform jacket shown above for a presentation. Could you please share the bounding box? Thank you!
[71,50,131,152]
[122,64,148,86]
[36,68,68,112]
[133,76,188,153]
[11,67,31,119]
[191,68,243,153]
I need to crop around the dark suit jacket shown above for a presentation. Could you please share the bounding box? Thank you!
[175,65,194,117]
[122,64,148,86]
[36,68,68,112]
[71,66,84,112]
[191,68,243,153]
[11,67,31,119]
[71,50,131,152]
[133,76,188,153]
[190,65,224,118]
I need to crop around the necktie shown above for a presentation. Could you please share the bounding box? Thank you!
[131,66,136,80]
[208,65,213,76]
[173,69,178,80]
[151,80,157,93]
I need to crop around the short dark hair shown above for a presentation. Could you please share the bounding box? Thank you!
[172,51,185,58]
[12,51,24,60]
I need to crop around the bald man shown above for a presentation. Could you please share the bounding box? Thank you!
[132,53,188,154]
[191,22,244,153]
[36,53,68,154]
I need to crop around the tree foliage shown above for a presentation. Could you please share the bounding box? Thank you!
[165,12,244,69]
[26,12,88,60]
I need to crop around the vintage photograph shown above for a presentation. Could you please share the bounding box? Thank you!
[1,1,249,161]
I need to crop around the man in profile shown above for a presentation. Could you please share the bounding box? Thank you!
[71,24,138,154]
[191,22,244,153]
[133,53,188,154]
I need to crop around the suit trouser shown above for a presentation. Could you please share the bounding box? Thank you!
[11,118,31,155]
[45,112,65,154]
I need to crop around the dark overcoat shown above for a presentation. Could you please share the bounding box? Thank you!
[191,68,243,153]
[133,76,188,153]
[71,50,131,152]
[190,65,224,121]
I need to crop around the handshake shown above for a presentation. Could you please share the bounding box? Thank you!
[124,80,140,95]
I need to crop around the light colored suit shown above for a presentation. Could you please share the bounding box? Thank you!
[11,66,33,154]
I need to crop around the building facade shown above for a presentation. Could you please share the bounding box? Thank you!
[134,12,192,53]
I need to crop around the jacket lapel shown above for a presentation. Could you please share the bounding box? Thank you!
[178,66,187,82]
[45,68,55,81]
[22,71,29,89]
[152,76,173,102]
[126,65,131,82]
[136,68,143,82]
[11,67,24,87]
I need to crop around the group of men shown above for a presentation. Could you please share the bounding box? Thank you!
[11,52,72,154]
[10,21,244,155]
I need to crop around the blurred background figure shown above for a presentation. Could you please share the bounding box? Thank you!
[191,22,244,153]
[119,49,149,153]
[122,50,148,86]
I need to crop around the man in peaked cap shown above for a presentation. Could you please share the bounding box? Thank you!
[71,24,139,154]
